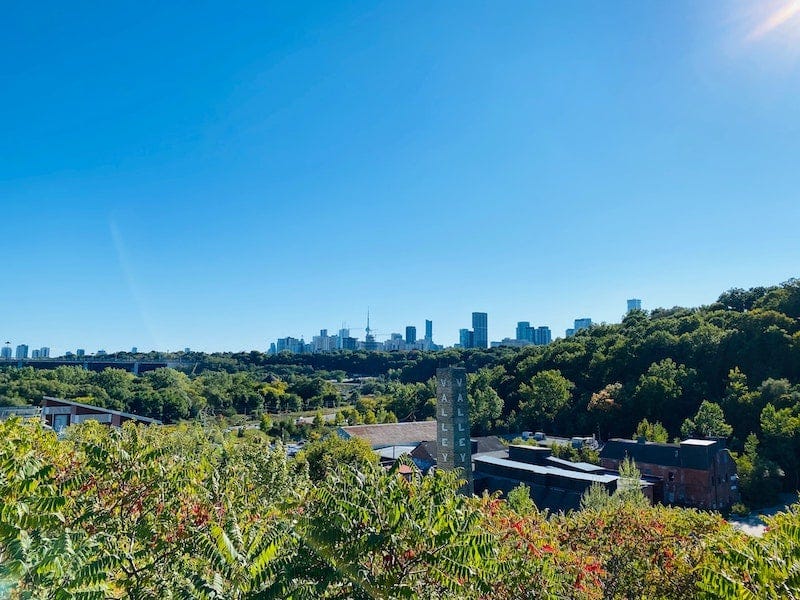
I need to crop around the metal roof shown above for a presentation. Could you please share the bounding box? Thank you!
[600,438,720,471]
[474,455,619,484]
[42,396,162,424]
[545,456,606,473]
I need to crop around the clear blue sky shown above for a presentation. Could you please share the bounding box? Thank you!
[2,1,799,354]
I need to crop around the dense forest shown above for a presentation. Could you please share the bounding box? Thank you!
[2,417,800,599]
[2,279,799,506]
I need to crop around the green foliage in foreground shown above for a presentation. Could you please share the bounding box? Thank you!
[1,418,799,599]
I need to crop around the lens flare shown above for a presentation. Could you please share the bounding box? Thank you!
[746,0,800,41]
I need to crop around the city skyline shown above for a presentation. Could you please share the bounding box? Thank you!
[2,3,798,355]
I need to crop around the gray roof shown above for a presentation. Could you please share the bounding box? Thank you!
[544,456,606,473]
[338,421,437,448]
[474,455,619,484]
[375,445,418,460]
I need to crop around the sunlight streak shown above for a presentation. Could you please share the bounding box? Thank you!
[746,0,800,41]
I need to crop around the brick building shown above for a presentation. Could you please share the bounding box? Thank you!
[600,438,739,510]
[473,444,655,512]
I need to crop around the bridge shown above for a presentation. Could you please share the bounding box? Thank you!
[0,358,178,375]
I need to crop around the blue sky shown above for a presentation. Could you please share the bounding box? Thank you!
[2,1,799,354]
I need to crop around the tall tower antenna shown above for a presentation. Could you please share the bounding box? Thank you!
[366,308,371,335]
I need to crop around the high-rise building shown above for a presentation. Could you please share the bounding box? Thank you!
[574,318,592,332]
[425,320,433,341]
[15,344,28,359]
[131,347,138,353]
[31,349,40,359]
[459,328,474,348]
[312,329,335,353]
[627,298,642,312]
[277,337,304,353]
[535,326,552,345]
[516,321,533,343]
[76,349,85,357]
[472,312,488,349]
[338,328,350,349]
[40,347,50,358]
[405,326,416,345]
[1,346,11,359]
[565,328,575,338]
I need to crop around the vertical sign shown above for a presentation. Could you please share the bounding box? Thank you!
[436,367,472,494]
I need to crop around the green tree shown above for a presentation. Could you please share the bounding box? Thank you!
[634,418,669,443]
[467,367,504,435]
[633,359,696,431]
[297,435,378,482]
[760,402,800,490]
[699,502,800,599]
[680,401,733,439]
[518,369,574,430]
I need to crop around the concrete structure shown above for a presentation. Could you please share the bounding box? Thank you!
[574,318,592,332]
[384,333,405,352]
[41,396,161,432]
[76,349,85,357]
[472,312,488,349]
[15,344,28,359]
[277,337,304,354]
[405,326,416,345]
[0,406,41,420]
[425,320,433,341]
[436,367,472,494]
[516,322,551,346]
[627,298,642,312]
[535,326,552,345]
[1,346,11,359]
[491,338,531,348]
[340,336,358,350]
[459,328,473,349]
[312,329,336,353]
[600,438,739,510]
[39,347,50,358]
[337,328,350,349]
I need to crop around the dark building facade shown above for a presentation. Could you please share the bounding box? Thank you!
[600,438,739,510]
[41,397,161,431]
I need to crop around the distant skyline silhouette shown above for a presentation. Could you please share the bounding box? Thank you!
[2,2,799,354]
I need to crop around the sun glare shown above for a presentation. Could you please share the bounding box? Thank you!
[746,0,800,42]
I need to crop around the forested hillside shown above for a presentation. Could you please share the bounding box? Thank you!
[2,279,799,505]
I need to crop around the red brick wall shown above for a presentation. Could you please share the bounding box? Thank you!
[601,450,739,510]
